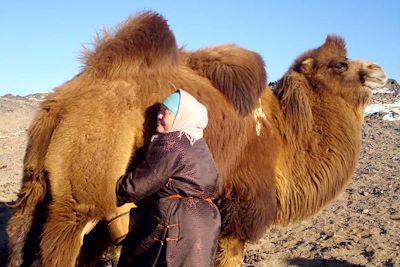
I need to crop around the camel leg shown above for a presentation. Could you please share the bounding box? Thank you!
[7,202,47,267]
[77,221,121,267]
[215,236,245,267]
[37,201,98,267]
[7,182,47,267]
[6,207,33,267]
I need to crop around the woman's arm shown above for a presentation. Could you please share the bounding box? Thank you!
[116,160,166,206]
[115,135,183,206]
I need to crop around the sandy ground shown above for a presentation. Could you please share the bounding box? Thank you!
[0,86,399,267]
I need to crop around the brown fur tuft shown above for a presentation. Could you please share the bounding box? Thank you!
[83,11,178,79]
[183,45,266,114]
[274,72,313,135]
[292,35,347,73]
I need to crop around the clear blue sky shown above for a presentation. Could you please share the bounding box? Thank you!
[1,0,399,96]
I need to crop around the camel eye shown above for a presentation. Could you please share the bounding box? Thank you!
[331,62,348,73]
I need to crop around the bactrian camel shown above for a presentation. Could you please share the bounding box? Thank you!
[6,11,387,267]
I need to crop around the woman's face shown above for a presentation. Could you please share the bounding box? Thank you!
[156,105,176,133]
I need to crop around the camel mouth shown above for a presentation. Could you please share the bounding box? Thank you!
[359,62,388,90]
[363,74,388,89]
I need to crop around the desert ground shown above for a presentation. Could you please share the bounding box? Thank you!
[0,81,399,267]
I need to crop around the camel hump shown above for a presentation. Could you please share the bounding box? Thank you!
[183,45,267,115]
[83,11,179,79]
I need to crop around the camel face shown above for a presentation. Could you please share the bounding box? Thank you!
[289,36,387,107]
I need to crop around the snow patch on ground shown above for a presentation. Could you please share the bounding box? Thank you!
[365,88,400,121]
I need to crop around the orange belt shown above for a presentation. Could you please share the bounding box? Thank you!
[164,194,213,205]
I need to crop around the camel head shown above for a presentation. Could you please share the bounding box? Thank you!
[279,35,387,109]
[274,35,387,134]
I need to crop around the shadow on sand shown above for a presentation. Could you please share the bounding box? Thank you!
[0,202,12,267]
[287,257,365,267]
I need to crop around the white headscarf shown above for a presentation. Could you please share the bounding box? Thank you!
[170,89,208,145]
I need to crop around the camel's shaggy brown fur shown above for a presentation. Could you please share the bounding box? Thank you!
[6,11,387,267]
[182,45,266,114]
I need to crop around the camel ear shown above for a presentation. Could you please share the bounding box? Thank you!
[300,58,314,75]
[276,72,313,134]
